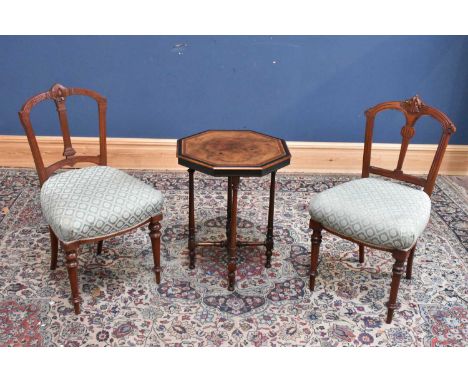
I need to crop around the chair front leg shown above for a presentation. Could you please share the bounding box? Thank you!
[49,226,58,270]
[309,219,323,291]
[149,216,162,284]
[386,250,408,324]
[64,245,80,314]
[406,243,417,280]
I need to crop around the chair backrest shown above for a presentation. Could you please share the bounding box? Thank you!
[362,95,456,195]
[18,83,107,186]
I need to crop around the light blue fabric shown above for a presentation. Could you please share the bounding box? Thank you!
[309,178,431,250]
[41,166,164,243]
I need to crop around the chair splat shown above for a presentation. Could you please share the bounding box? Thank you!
[50,84,76,158]
[395,96,422,173]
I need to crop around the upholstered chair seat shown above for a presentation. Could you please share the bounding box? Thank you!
[309,177,431,251]
[41,166,164,244]
[307,95,456,324]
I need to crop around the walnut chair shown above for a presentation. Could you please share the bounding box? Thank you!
[18,83,164,314]
[307,95,456,324]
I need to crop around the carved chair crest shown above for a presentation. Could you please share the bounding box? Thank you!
[18,83,108,185]
[362,95,456,195]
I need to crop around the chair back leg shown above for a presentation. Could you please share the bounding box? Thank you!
[49,227,58,270]
[309,219,323,291]
[358,244,365,264]
[96,240,104,255]
[406,243,417,279]
[149,216,162,284]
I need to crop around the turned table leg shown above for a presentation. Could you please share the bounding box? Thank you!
[226,177,232,241]
[188,169,196,269]
[265,171,276,268]
[228,176,239,291]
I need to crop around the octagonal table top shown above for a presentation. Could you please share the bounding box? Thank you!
[177,130,291,176]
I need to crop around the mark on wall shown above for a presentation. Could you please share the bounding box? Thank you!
[171,43,188,55]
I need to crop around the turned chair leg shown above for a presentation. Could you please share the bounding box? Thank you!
[149,216,162,284]
[309,220,323,291]
[49,226,58,270]
[358,244,365,264]
[406,244,416,280]
[386,250,408,324]
[97,240,104,255]
[64,247,81,314]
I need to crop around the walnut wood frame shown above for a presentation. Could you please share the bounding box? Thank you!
[18,83,163,314]
[308,95,456,324]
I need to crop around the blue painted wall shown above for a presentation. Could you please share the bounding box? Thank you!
[0,36,466,144]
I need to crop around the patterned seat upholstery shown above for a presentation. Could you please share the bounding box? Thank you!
[41,166,164,244]
[309,178,431,251]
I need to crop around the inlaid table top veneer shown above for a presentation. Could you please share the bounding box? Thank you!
[177,130,291,177]
[176,130,291,290]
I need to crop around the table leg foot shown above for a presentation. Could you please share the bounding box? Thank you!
[265,250,272,269]
[228,267,236,291]
[189,258,195,270]
[265,236,273,268]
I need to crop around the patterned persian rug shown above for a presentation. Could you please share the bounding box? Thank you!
[0,168,466,346]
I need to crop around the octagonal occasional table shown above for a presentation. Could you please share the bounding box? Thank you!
[176,130,291,290]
